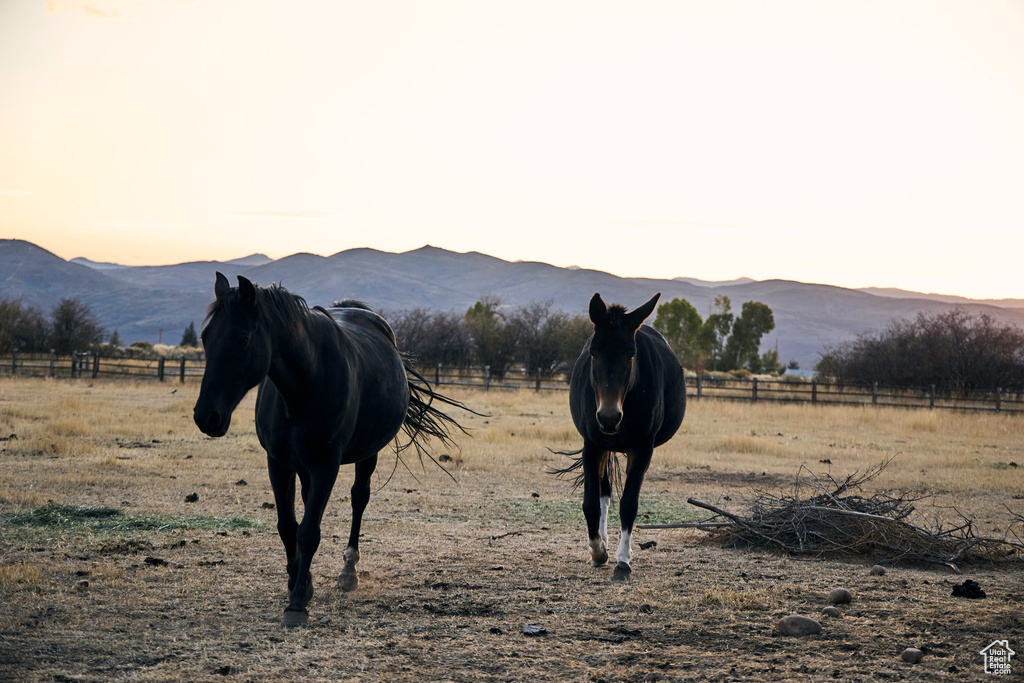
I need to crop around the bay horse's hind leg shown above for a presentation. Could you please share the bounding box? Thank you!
[337,453,378,592]
[612,446,653,582]
[581,446,609,567]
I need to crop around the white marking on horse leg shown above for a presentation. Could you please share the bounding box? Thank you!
[599,496,610,544]
[616,529,632,566]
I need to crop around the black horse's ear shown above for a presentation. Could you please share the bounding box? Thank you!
[626,293,661,330]
[214,272,231,298]
[589,293,607,325]
[237,275,257,306]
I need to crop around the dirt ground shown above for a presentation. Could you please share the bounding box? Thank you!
[1,380,1022,682]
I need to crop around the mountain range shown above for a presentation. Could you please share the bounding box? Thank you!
[4,238,1024,369]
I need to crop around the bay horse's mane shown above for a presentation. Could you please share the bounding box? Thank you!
[601,303,630,328]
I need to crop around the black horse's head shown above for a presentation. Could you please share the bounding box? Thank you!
[193,273,273,437]
[587,292,661,435]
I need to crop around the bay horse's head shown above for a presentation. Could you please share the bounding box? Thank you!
[587,292,661,435]
[193,272,273,437]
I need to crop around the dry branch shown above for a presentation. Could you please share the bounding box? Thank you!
[675,459,1024,572]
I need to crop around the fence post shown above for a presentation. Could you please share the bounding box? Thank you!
[811,379,817,405]
[180,357,187,383]
[92,353,100,379]
[71,351,78,379]
[49,349,56,378]
[752,378,758,402]
[484,365,491,391]
[872,381,877,405]
[696,374,702,400]
[435,364,440,385]
[535,367,542,392]
[11,349,16,376]
[929,384,936,409]
[996,387,1002,412]
[158,357,166,382]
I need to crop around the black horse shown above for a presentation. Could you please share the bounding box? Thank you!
[563,292,685,581]
[193,273,467,626]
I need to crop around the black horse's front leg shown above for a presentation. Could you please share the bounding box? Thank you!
[267,456,300,591]
[581,444,609,567]
[613,445,653,582]
[337,453,377,592]
[282,465,339,626]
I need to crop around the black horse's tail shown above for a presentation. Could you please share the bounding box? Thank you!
[547,447,623,493]
[396,359,481,480]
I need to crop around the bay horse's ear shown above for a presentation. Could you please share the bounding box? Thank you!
[626,293,661,330]
[589,293,608,325]
[237,275,257,306]
[214,272,231,299]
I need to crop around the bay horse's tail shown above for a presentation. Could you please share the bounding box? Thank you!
[547,448,623,493]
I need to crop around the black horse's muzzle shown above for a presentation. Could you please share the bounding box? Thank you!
[193,407,230,437]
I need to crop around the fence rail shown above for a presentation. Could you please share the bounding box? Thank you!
[2,352,1022,415]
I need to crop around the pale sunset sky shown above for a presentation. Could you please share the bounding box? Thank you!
[1,1,1023,299]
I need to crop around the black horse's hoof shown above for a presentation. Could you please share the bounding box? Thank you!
[282,608,308,627]
[612,562,632,582]
[337,570,358,592]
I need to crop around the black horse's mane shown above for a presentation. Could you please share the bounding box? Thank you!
[205,282,307,323]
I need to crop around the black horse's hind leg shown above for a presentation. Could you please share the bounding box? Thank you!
[337,453,378,592]
[581,445,609,567]
[613,445,653,582]
[283,464,339,626]
[267,456,300,591]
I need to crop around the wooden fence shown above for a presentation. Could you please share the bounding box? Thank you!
[1,351,206,383]
[2,352,1022,415]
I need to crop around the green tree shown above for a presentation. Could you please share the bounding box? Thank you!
[49,298,103,354]
[180,321,199,347]
[109,329,122,347]
[653,297,704,370]
[464,296,516,378]
[722,301,775,371]
[699,296,734,371]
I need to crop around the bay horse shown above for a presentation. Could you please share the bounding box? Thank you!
[193,273,468,626]
[560,292,686,581]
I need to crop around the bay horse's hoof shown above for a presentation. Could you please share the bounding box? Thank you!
[591,559,608,568]
[337,570,358,592]
[612,562,632,582]
[282,608,308,627]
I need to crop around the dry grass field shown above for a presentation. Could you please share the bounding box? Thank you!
[1,378,1022,682]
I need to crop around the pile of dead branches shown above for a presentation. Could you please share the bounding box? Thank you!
[678,458,1024,572]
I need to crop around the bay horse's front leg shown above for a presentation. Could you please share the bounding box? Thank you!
[337,453,377,592]
[613,445,653,582]
[581,445,609,567]
[283,465,339,626]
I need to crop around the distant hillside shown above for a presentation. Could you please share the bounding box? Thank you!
[4,238,1024,369]
[857,286,1024,309]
